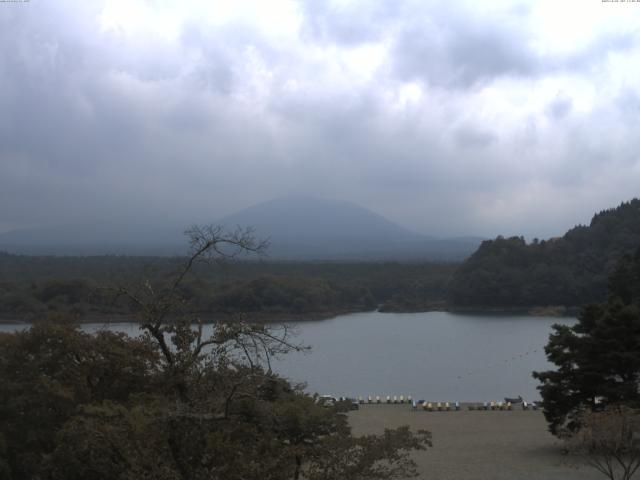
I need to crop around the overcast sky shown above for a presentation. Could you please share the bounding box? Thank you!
[1,0,639,238]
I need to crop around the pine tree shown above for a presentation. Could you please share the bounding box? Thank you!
[534,247,640,436]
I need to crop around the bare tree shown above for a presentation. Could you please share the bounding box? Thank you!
[567,406,640,480]
[113,225,305,403]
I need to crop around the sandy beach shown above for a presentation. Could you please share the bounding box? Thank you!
[349,405,603,480]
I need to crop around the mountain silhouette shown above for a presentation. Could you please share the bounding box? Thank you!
[219,196,480,260]
[0,196,481,259]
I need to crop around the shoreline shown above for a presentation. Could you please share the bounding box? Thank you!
[0,304,579,325]
[0,308,367,325]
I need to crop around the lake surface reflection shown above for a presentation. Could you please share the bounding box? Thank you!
[0,311,573,402]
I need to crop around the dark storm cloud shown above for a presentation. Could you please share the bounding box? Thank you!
[1,0,640,239]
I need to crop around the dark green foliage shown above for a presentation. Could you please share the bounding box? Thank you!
[451,199,640,308]
[0,226,431,480]
[0,256,456,320]
[0,323,430,480]
[533,247,640,436]
[0,324,159,479]
[208,275,373,314]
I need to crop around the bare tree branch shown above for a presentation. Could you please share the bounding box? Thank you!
[110,224,302,408]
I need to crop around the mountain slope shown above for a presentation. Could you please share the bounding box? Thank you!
[219,196,479,260]
[221,196,422,241]
[0,196,482,260]
[449,199,640,308]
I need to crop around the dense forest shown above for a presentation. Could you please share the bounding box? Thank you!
[3,199,640,321]
[450,199,640,309]
[0,254,456,322]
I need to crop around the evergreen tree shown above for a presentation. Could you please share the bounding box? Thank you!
[451,199,640,308]
[534,247,640,435]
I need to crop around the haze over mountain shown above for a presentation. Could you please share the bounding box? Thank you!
[219,196,482,260]
[0,221,187,256]
[0,196,482,260]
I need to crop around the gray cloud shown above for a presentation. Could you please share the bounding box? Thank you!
[546,94,573,120]
[299,0,402,46]
[0,0,639,239]
[389,5,639,89]
[392,12,538,88]
[616,89,640,119]
[454,127,497,149]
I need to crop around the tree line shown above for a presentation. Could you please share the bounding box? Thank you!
[450,199,640,309]
[0,254,455,321]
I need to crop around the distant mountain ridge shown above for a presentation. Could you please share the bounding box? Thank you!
[220,195,424,243]
[0,196,482,260]
[219,196,480,260]
[449,199,640,309]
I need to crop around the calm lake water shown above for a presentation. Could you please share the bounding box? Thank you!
[0,311,572,402]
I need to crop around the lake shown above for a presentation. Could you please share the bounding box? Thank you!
[0,311,572,402]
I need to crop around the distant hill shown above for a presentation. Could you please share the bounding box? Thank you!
[0,222,187,256]
[218,196,481,260]
[449,199,640,309]
[0,196,481,260]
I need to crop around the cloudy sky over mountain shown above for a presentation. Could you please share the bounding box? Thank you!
[1,0,639,238]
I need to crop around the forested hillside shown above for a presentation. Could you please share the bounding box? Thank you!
[0,254,455,321]
[449,199,640,309]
